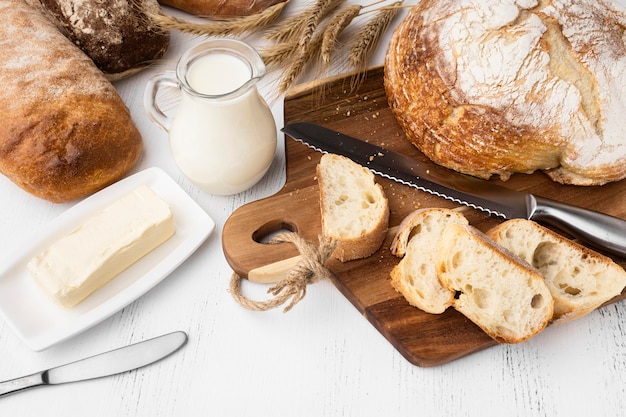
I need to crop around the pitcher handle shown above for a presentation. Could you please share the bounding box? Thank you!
[144,72,179,132]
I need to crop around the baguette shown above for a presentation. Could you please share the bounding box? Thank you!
[317,153,389,262]
[159,0,288,17]
[436,223,554,344]
[0,0,142,203]
[487,219,626,324]
[25,0,169,80]
[389,208,468,314]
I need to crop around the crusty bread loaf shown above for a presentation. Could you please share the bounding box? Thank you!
[317,153,389,262]
[25,0,169,80]
[436,223,554,344]
[0,0,142,203]
[487,219,626,324]
[159,0,287,17]
[390,208,468,314]
[384,0,626,185]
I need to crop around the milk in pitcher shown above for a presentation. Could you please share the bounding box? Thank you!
[144,39,277,195]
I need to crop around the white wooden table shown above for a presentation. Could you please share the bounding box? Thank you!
[1,2,626,416]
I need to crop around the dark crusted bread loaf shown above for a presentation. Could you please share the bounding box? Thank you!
[0,0,142,202]
[25,0,169,80]
[384,0,626,185]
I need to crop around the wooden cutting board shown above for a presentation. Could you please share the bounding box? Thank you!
[222,65,626,367]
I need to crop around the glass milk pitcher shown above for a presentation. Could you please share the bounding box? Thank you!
[144,39,277,195]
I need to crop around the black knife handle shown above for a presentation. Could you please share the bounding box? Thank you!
[530,195,626,258]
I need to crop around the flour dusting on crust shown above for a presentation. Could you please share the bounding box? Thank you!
[384,0,626,185]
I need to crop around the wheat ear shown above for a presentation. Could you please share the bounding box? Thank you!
[265,0,346,43]
[348,1,403,69]
[278,35,324,93]
[320,4,363,66]
[260,41,301,68]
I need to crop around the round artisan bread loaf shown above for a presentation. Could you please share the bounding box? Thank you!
[0,0,142,203]
[317,153,389,262]
[25,0,169,80]
[384,0,626,185]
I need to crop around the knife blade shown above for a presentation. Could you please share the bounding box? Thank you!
[282,122,626,258]
[0,331,187,397]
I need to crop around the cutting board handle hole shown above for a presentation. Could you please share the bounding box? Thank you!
[252,220,298,244]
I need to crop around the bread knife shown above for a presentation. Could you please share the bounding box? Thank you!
[282,122,626,258]
[0,331,187,397]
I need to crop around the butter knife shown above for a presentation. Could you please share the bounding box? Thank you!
[282,122,626,258]
[0,331,187,397]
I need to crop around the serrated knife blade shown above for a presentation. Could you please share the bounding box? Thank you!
[0,331,187,397]
[282,122,626,258]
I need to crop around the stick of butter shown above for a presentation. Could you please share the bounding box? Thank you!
[28,185,175,308]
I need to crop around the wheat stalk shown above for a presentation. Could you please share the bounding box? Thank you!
[278,35,324,93]
[260,40,300,68]
[348,1,402,69]
[267,0,345,93]
[320,4,363,66]
[265,0,346,44]
[150,0,404,99]
[347,1,402,90]
[148,1,287,37]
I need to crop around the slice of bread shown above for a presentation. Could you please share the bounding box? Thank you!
[317,153,389,262]
[436,223,554,343]
[390,208,469,314]
[487,219,626,324]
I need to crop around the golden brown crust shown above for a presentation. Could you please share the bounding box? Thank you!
[0,0,142,203]
[385,0,561,181]
[159,0,287,17]
[384,0,626,185]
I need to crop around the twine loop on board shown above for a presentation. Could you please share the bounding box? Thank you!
[229,232,337,312]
